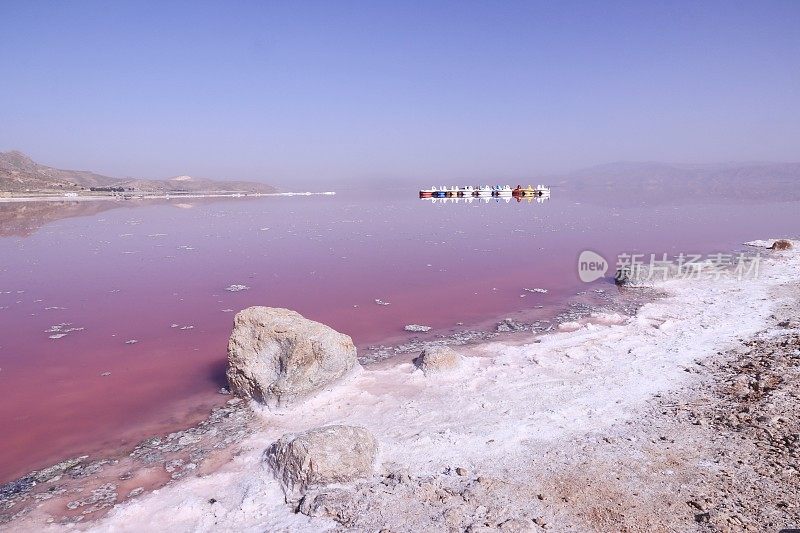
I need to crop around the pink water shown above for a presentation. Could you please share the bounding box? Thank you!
[0,187,798,482]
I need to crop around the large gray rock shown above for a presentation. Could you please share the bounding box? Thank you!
[413,346,463,375]
[226,307,358,407]
[265,425,377,501]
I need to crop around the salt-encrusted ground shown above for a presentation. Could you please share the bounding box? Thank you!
[8,241,800,532]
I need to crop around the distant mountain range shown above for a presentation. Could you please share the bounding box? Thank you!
[558,160,800,184]
[0,151,277,194]
[3,151,798,201]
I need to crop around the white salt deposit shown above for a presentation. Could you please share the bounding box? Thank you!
[225,285,250,293]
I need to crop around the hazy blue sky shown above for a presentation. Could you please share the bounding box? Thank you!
[1,1,798,186]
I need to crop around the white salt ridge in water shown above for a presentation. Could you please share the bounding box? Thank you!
[225,285,250,292]
[45,323,85,339]
[88,245,800,532]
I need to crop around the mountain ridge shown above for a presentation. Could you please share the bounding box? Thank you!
[0,151,277,194]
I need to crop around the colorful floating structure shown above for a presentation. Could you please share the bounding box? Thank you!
[419,184,551,202]
[422,195,549,204]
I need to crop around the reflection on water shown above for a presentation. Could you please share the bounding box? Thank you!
[0,198,235,237]
[0,201,126,238]
[421,195,550,204]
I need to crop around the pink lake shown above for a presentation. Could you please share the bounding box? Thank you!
[0,186,798,482]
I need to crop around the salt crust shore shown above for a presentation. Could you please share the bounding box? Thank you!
[28,241,800,531]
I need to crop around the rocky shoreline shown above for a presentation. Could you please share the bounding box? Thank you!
[0,290,645,528]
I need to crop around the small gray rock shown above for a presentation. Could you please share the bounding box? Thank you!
[413,346,463,375]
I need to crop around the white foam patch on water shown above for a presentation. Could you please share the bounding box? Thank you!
[80,248,800,533]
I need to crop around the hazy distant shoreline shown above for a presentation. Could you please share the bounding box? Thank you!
[0,191,336,203]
